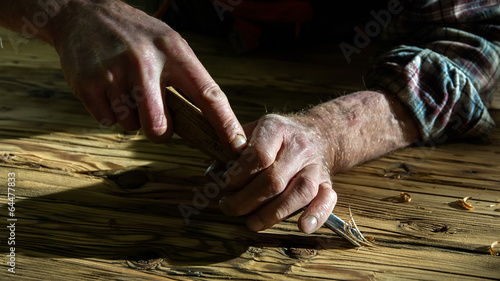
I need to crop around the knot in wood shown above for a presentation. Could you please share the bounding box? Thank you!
[124,249,164,270]
[283,247,317,259]
[108,169,150,189]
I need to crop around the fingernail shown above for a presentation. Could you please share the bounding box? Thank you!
[246,215,264,232]
[152,115,167,131]
[302,215,318,234]
[230,134,247,153]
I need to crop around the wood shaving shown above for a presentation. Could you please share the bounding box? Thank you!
[489,241,499,256]
[400,192,412,203]
[348,207,374,247]
[457,196,474,210]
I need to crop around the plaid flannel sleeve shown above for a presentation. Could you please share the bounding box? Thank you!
[366,0,500,141]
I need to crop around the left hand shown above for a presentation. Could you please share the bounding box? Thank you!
[218,113,338,233]
[51,0,246,150]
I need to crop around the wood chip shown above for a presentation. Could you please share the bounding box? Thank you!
[489,241,499,256]
[457,196,474,210]
[348,207,374,247]
[400,192,412,203]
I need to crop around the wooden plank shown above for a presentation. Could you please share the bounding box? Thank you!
[0,28,499,280]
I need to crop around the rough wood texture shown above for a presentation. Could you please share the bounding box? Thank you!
[0,27,499,280]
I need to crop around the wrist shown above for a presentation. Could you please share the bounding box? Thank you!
[300,108,341,173]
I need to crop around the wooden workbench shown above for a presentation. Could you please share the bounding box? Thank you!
[0,27,499,280]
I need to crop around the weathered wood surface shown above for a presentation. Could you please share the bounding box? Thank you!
[0,28,499,280]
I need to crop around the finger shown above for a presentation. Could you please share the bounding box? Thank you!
[206,120,257,184]
[219,139,306,218]
[222,117,285,191]
[161,86,175,141]
[184,78,246,153]
[132,74,172,143]
[242,120,258,138]
[103,67,141,131]
[299,181,337,234]
[165,38,247,153]
[77,85,117,127]
[107,86,140,131]
[245,164,326,232]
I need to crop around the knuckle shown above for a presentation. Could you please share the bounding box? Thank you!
[274,206,290,222]
[161,32,197,64]
[261,114,286,127]
[199,83,225,106]
[317,200,333,215]
[263,113,285,121]
[253,148,275,170]
[325,187,338,203]
[162,29,185,48]
[295,175,318,203]
[266,171,287,196]
[171,33,191,52]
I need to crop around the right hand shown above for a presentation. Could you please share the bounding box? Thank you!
[50,0,246,151]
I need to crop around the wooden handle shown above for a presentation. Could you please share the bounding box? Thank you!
[164,87,234,164]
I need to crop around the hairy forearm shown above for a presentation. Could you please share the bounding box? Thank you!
[308,91,420,173]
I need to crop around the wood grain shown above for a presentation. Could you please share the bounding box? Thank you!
[0,27,499,280]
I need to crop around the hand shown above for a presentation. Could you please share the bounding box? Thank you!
[51,0,246,150]
[218,113,338,234]
[214,91,419,234]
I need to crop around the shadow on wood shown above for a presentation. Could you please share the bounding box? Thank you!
[0,166,357,268]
